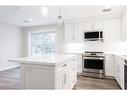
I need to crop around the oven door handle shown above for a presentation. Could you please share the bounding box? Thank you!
[83,57,104,60]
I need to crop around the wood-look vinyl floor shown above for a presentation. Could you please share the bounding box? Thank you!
[73,75,121,89]
[0,68,121,89]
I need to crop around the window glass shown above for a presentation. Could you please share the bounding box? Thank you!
[31,31,56,56]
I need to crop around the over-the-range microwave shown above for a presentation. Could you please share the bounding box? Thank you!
[84,31,103,41]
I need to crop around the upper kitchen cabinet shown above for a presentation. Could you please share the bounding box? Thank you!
[121,10,127,41]
[64,22,84,43]
[64,23,74,43]
[84,21,104,31]
[103,19,120,43]
[74,23,84,43]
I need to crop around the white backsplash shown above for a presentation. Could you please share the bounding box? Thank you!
[63,41,127,54]
[64,43,85,53]
[84,41,103,52]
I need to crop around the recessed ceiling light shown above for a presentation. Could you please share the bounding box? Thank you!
[41,6,48,17]
[24,18,33,23]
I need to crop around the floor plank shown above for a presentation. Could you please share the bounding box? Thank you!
[73,75,121,89]
[0,68,121,89]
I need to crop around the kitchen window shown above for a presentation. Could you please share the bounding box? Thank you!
[30,31,56,56]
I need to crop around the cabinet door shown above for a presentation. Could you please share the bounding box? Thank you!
[55,67,63,89]
[74,23,84,43]
[24,65,54,89]
[114,56,125,89]
[62,68,69,89]
[64,23,74,43]
[118,57,124,89]
[84,21,103,31]
[104,19,120,43]
[56,63,69,89]
[120,11,127,41]
[68,58,77,89]
[119,63,124,89]
[114,56,119,82]
[105,54,114,76]
[76,54,82,73]
[84,21,94,31]
[94,21,104,30]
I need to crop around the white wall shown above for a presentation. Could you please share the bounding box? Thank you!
[23,24,57,56]
[0,22,23,71]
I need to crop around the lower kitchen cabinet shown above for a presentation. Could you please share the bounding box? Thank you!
[105,54,114,76]
[55,64,69,89]
[114,55,125,89]
[21,57,77,89]
[76,54,82,73]
[55,58,77,89]
[21,65,55,89]
[105,54,125,89]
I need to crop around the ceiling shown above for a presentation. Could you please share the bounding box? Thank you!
[0,6,124,27]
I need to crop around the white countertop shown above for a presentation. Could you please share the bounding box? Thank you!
[9,54,77,66]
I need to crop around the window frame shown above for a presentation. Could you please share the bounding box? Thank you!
[28,29,57,56]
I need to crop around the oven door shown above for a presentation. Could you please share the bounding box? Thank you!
[83,57,104,73]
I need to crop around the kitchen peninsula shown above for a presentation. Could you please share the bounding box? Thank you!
[9,54,77,89]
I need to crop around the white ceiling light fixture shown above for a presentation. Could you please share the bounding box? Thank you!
[57,6,63,26]
[15,7,33,23]
[41,6,48,17]
[57,6,62,20]
[24,17,33,23]
[102,6,112,12]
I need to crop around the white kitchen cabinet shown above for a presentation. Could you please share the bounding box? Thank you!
[84,21,94,31]
[56,58,77,89]
[120,10,127,41]
[105,54,114,76]
[84,21,103,31]
[114,55,119,82]
[76,54,82,73]
[55,63,69,89]
[18,55,77,89]
[68,58,77,88]
[119,62,124,89]
[74,23,84,43]
[22,65,55,89]
[65,23,74,43]
[103,19,120,43]
[114,55,125,89]
[94,21,104,30]
[64,22,84,43]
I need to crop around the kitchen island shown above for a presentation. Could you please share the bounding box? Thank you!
[9,54,77,89]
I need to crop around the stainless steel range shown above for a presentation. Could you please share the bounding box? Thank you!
[82,51,105,78]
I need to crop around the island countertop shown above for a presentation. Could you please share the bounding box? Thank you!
[9,54,77,66]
